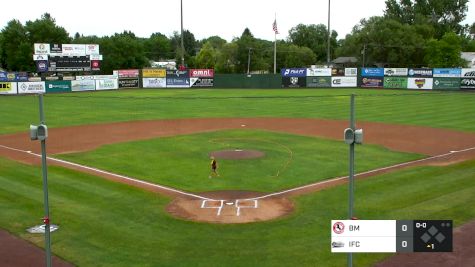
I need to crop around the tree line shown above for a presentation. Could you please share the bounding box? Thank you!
[1,0,475,74]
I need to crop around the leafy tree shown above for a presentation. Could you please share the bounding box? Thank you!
[234,28,271,73]
[424,32,467,67]
[171,30,197,67]
[0,20,33,71]
[200,36,226,49]
[277,42,316,68]
[215,42,238,73]
[25,13,70,44]
[288,24,338,62]
[194,42,217,68]
[144,32,172,61]
[99,31,147,74]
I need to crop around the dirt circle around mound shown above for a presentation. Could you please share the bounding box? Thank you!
[166,191,294,224]
[209,149,265,160]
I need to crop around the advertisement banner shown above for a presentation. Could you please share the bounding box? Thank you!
[62,44,86,55]
[50,44,62,54]
[118,69,140,78]
[91,60,100,71]
[85,44,100,55]
[306,77,331,88]
[460,78,475,89]
[118,79,139,88]
[28,77,42,82]
[433,78,460,90]
[384,77,407,89]
[281,68,306,77]
[143,78,167,88]
[307,68,332,77]
[361,68,384,77]
[433,68,461,78]
[33,54,49,61]
[331,77,357,87]
[45,81,72,93]
[190,78,214,87]
[384,68,408,76]
[71,80,95,91]
[331,68,346,77]
[36,60,49,72]
[345,68,358,77]
[166,77,190,88]
[0,71,7,81]
[89,54,103,60]
[0,82,17,94]
[6,72,28,82]
[408,78,433,89]
[143,68,167,78]
[360,77,384,88]
[95,79,118,90]
[282,77,306,88]
[408,68,433,77]
[92,75,118,80]
[461,68,475,77]
[34,43,50,54]
[190,69,214,78]
[17,82,46,94]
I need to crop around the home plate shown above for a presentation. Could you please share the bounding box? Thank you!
[226,202,234,205]
[241,124,246,127]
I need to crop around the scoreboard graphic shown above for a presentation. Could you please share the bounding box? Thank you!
[331,220,453,253]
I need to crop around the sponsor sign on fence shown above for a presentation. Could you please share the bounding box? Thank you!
[461,68,475,77]
[433,78,460,90]
[190,78,214,87]
[408,68,433,77]
[34,43,50,54]
[384,68,408,76]
[307,68,332,77]
[62,44,86,56]
[118,69,140,78]
[306,76,331,88]
[18,82,46,94]
[71,80,95,91]
[36,60,49,72]
[95,79,118,90]
[345,68,358,77]
[45,81,72,93]
[433,68,461,78]
[190,69,214,78]
[118,79,139,88]
[282,77,306,88]
[361,77,384,88]
[331,77,357,87]
[0,82,17,94]
[0,71,7,81]
[332,68,346,77]
[143,68,167,78]
[281,68,306,77]
[408,78,433,89]
[166,70,190,88]
[361,68,384,77]
[384,77,407,89]
[50,44,62,54]
[85,44,100,55]
[143,78,167,88]
[460,78,475,89]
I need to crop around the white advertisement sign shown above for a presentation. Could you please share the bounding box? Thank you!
[85,44,100,55]
[95,79,118,90]
[71,80,95,91]
[0,82,17,95]
[331,77,357,87]
[384,68,408,76]
[461,68,475,77]
[408,78,433,90]
[307,68,332,76]
[34,43,50,54]
[143,78,167,88]
[62,44,86,55]
[33,54,49,61]
[93,75,118,80]
[89,54,103,60]
[17,82,46,94]
[345,68,358,77]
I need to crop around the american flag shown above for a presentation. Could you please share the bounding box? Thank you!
[273,19,279,34]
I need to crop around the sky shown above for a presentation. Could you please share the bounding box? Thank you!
[2,0,475,42]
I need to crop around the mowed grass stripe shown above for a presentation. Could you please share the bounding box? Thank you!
[1,89,474,134]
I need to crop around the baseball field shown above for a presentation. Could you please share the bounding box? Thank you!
[1,88,475,266]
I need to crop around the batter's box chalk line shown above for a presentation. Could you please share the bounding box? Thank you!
[201,199,258,216]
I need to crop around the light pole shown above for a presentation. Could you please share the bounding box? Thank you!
[327,0,331,66]
[247,48,252,75]
[180,0,185,68]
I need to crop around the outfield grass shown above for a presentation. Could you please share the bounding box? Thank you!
[56,129,423,192]
[0,89,474,134]
[1,156,474,267]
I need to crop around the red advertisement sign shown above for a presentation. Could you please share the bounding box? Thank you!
[190,69,214,78]
[118,69,140,78]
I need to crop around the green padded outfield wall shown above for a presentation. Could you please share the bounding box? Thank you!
[214,74,281,88]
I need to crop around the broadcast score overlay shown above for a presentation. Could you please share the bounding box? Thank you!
[331,220,453,253]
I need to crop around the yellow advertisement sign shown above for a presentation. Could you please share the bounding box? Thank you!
[143,68,166,78]
[0,82,12,91]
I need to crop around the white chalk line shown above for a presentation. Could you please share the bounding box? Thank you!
[2,144,475,205]
[200,199,258,216]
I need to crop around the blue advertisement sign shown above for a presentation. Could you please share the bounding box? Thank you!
[0,71,7,81]
[36,60,49,73]
[166,77,190,87]
[16,72,28,81]
[360,77,384,88]
[281,68,307,77]
[361,68,384,77]
[408,68,433,77]
[433,68,461,78]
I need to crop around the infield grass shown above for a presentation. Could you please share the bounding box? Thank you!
[1,157,475,267]
[0,89,474,134]
[56,129,423,192]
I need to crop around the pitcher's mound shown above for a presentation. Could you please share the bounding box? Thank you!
[209,149,265,160]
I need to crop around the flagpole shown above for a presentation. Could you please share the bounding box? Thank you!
[273,13,277,74]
